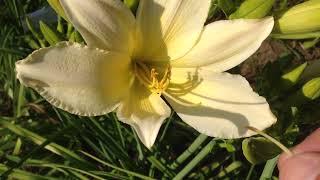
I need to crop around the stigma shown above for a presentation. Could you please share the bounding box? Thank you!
[134,61,171,94]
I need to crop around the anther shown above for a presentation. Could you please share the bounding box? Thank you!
[134,62,171,94]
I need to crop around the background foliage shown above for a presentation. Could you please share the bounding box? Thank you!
[0,0,319,179]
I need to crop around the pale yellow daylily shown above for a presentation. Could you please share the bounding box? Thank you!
[16,0,277,148]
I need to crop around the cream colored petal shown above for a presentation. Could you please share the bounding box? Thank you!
[117,81,171,149]
[60,0,135,53]
[171,17,274,72]
[164,68,277,138]
[16,42,132,116]
[134,0,211,61]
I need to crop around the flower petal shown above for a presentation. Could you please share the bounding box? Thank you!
[16,42,132,116]
[60,0,135,53]
[171,17,274,72]
[117,81,171,149]
[134,0,210,61]
[164,68,277,138]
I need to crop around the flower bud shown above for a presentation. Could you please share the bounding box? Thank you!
[280,62,307,90]
[229,0,275,19]
[286,77,320,106]
[274,0,320,34]
[302,77,320,100]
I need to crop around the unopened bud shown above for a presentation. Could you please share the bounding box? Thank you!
[229,0,275,19]
[302,77,320,100]
[281,62,307,90]
[274,0,320,34]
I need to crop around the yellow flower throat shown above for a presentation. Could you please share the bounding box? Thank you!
[134,61,171,94]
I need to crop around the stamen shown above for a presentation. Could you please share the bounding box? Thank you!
[247,126,293,156]
[160,65,171,85]
[134,62,171,94]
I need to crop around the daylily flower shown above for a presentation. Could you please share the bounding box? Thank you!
[16,0,277,148]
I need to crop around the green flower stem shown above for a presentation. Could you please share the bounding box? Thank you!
[173,139,216,180]
[271,31,320,39]
[170,134,208,170]
[259,155,279,180]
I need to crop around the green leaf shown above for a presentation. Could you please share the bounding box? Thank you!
[173,139,217,180]
[218,141,236,152]
[229,0,275,19]
[24,36,40,49]
[242,137,281,165]
[217,161,243,178]
[0,119,92,168]
[147,156,175,178]
[69,31,83,43]
[300,60,320,82]
[259,156,279,180]
[217,0,236,16]
[280,62,307,90]
[39,21,63,46]
[0,164,58,180]
[25,17,46,47]
[47,0,67,20]
[287,77,320,106]
[302,38,320,49]
[207,1,219,20]
[80,151,155,180]
[12,137,22,155]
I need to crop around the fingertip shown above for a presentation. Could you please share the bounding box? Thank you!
[278,150,294,170]
[279,152,320,180]
[294,128,320,153]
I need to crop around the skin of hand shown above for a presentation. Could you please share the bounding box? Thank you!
[278,128,320,180]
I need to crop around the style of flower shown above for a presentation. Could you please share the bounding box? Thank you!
[16,0,277,148]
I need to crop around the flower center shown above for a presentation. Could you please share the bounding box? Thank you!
[133,61,171,94]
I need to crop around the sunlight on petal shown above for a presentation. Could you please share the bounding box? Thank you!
[171,17,274,72]
[16,42,132,116]
[134,0,210,61]
[164,68,277,138]
[60,0,135,53]
[117,81,171,148]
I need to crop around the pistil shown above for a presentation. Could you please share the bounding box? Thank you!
[134,61,171,94]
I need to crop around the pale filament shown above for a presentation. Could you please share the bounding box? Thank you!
[134,62,171,94]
